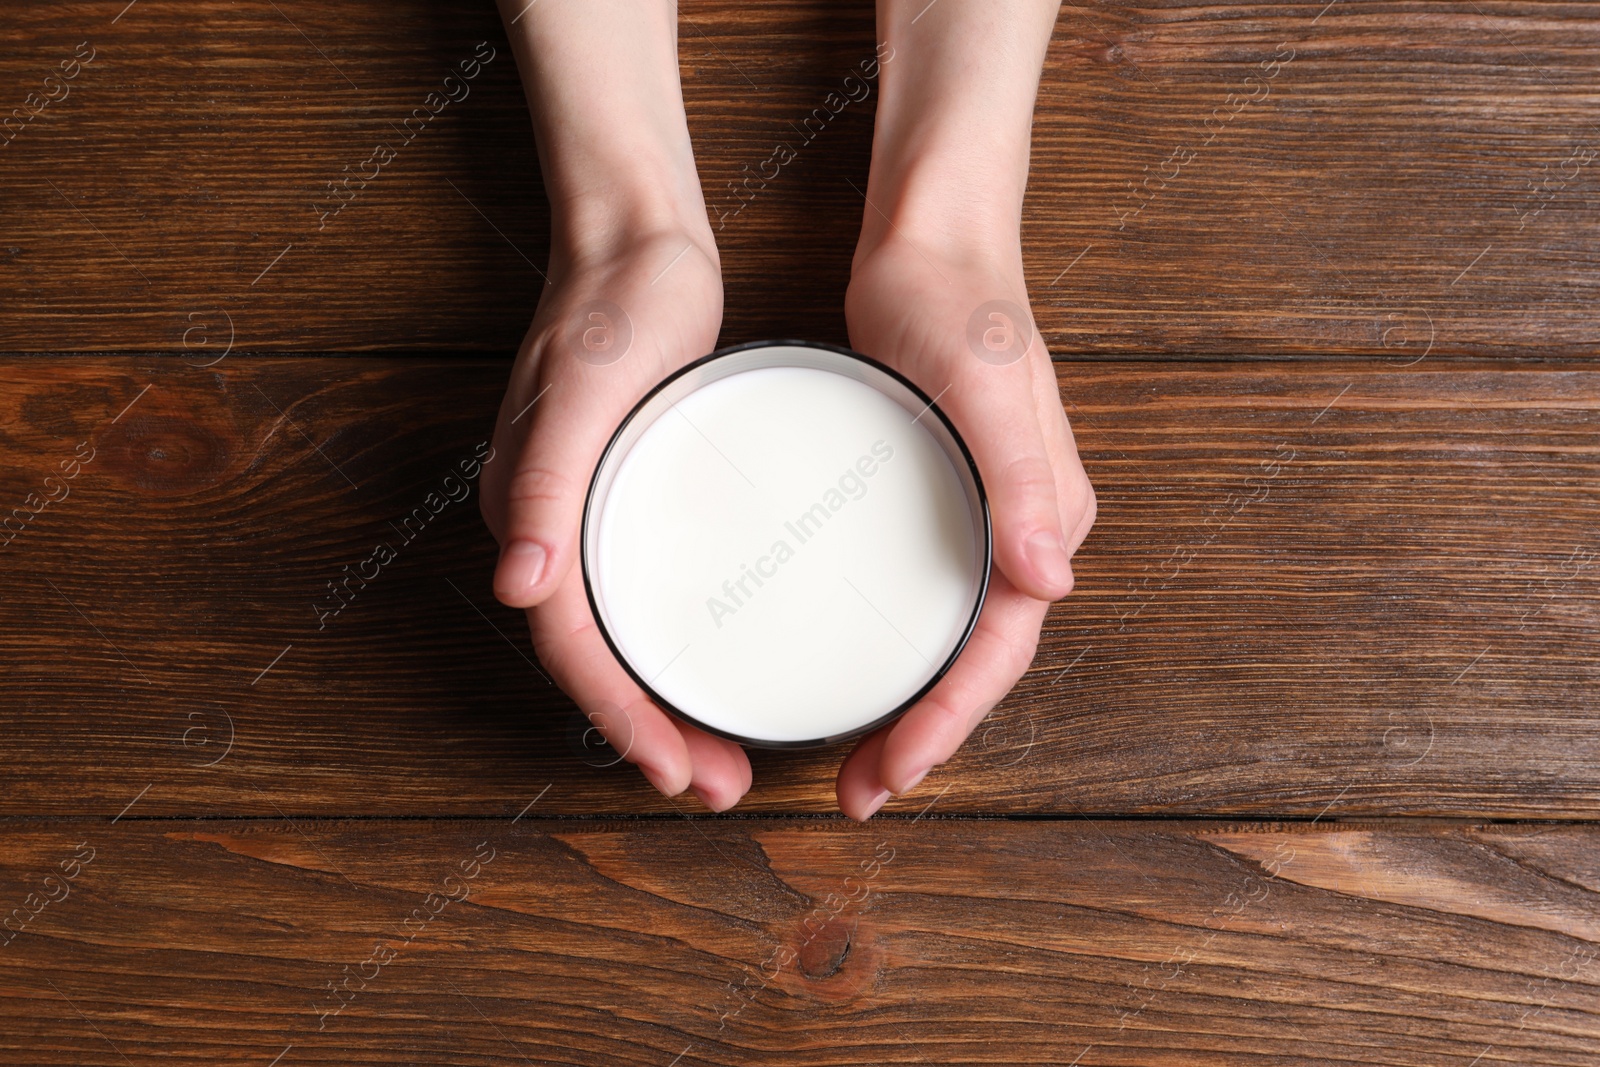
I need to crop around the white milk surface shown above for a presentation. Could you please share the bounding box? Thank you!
[594,364,982,744]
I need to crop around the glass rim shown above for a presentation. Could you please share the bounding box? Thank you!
[579,338,993,750]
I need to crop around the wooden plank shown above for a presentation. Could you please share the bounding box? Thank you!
[0,819,1595,1065]
[1,1,1597,355]
[0,356,1595,818]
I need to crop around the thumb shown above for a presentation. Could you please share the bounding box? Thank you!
[940,346,1074,604]
[490,375,596,609]
[490,312,648,609]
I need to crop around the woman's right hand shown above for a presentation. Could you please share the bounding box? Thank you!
[486,0,752,811]
[480,222,755,812]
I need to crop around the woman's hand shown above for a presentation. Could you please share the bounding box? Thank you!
[834,0,1090,819]
[485,0,752,811]
[835,235,1095,820]
[480,226,757,812]
[487,0,1084,818]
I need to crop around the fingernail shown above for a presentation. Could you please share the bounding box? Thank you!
[501,539,547,597]
[891,766,930,797]
[858,787,892,820]
[690,784,730,812]
[1024,530,1074,593]
[640,762,684,797]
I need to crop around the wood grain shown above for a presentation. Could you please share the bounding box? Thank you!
[1,819,1596,1065]
[0,356,1594,818]
[1,1,1598,355]
[4,3,1599,1061]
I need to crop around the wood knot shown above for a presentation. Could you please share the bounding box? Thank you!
[107,414,231,494]
[778,912,883,1002]
[796,915,853,980]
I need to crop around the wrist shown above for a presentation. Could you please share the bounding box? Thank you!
[853,154,1026,271]
[855,0,1059,267]
[854,68,1035,267]
[547,173,716,277]
[535,94,714,269]
[852,145,1027,282]
[497,0,715,272]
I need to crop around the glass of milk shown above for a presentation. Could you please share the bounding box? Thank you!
[582,340,990,748]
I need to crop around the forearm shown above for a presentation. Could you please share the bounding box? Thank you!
[862,0,1061,257]
[494,0,711,262]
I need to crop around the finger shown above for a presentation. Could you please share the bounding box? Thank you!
[529,573,695,797]
[491,363,631,610]
[836,725,894,821]
[1065,477,1096,556]
[678,721,752,812]
[939,348,1075,603]
[876,568,1048,795]
[492,241,723,609]
[1033,370,1097,557]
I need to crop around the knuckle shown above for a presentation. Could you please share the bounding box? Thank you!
[1064,475,1097,550]
[1007,627,1043,679]
[923,692,970,737]
[589,704,640,755]
[505,465,572,511]
[1000,453,1059,504]
[529,630,580,692]
[1077,481,1098,530]
[989,599,1045,675]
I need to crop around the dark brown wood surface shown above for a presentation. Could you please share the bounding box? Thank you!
[2,1,1599,355]
[0,357,1596,818]
[3,820,1599,1065]
[3,1,1599,1064]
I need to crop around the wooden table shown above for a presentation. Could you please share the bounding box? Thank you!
[2,2,1597,1063]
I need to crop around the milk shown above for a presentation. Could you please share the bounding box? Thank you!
[586,344,988,747]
